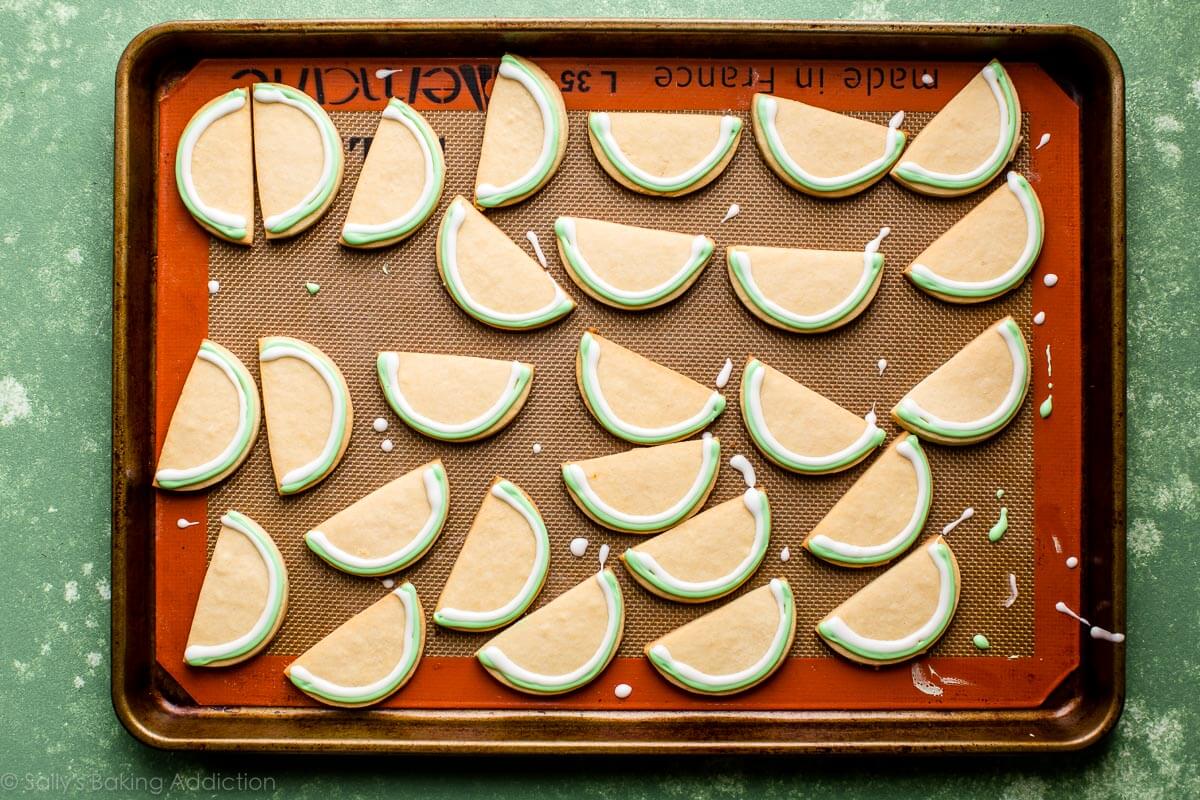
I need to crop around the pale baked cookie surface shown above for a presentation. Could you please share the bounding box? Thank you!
[892,316,1030,445]
[817,537,960,666]
[576,330,726,445]
[890,60,1021,197]
[434,479,550,632]
[562,434,720,534]
[285,583,424,707]
[621,489,771,603]
[258,336,353,495]
[587,111,743,196]
[252,83,344,238]
[646,578,795,696]
[752,93,906,197]
[174,88,254,244]
[341,98,444,248]
[185,511,287,668]
[476,570,624,695]
[803,434,933,568]
[437,196,574,330]
[377,351,533,442]
[906,172,1044,303]
[474,54,568,208]
[154,339,260,492]
[305,461,450,577]
[740,359,884,474]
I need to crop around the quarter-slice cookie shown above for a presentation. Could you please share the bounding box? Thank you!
[476,570,624,695]
[741,358,885,474]
[174,88,254,244]
[646,578,795,696]
[577,330,726,445]
[154,339,259,492]
[437,196,574,330]
[434,479,550,632]
[285,583,424,707]
[305,461,449,577]
[184,511,287,667]
[377,351,533,442]
[562,434,720,534]
[892,316,1030,445]
[259,337,353,495]
[752,93,906,197]
[340,98,444,247]
[817,537,960,665]
[588,111,742,196]
[890,60,1021,196]
[474,54,568,208]
[252,83,344,238]
[621,489,771,603]
[803,434,932,568]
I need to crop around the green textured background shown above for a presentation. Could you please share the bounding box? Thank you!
[1,0,1196,796]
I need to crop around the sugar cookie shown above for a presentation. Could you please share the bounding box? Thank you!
[174,88,254,244]
[588,111,742,196]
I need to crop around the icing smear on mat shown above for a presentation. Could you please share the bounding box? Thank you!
[525,230,548,268]
[911,662,942,696]
[928,664,971,686]
[1066,556,1079,568]
[569,537,588,557]
[715,358,733,389]
[1003,573,1019,608]
[1036,132,1051,149]
[720,203,740,223]
[729,454,757,488]
[876,358,888,376]
[864,226,890,254]
[1034,310,1046,325]
[375,68,402,79]
[942,507,974,535]
[1055,601,1089,626]
[176,518,200,529]
[598,543,610,569]
[614,683,633,699]
[207,279,219,295]
[780,546,790,562]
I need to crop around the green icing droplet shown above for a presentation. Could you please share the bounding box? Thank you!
[1039,395,1053,418]
[988,507,1008,542]
[972,634,991,650]
[996,488,1005,499]
[305,282,321,295]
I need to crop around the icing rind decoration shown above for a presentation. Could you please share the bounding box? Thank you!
[305,464,449,576]
[174,88,249,240]
[477,571,624,694]
[728,248,884,332]
[648,578,794,694]
[287,583,421,704]
[589,112,742,194]
[185,512,286,666]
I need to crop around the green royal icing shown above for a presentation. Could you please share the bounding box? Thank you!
[973,633,991,650]
[1040,395,1054,418]
[988,507,1009,542]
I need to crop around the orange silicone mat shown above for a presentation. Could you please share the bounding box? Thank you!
[152,57,1083,711]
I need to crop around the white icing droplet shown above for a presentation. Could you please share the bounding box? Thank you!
[598,543,610,569]
[720,203,741,223]
[1033,311,1046,325]
[1043,273,1059,287]
[889,110,905,129]
[525,230,549,268]
[780,546,791,562]
[532,442,542,454]
[176,518,200,529]
[941,507,974,535]
[375,68,403,79]
[569,537,589,557]
[921,73,935,86]
[380,438,394,452]
[1055,601,1089,627]
[1045,344,1053,377]
[381,577,395,589]
[1036,132,1051,150]
[864,226,891,254]
[910,662,943,697]
[1003,573,1018,608]
[1066,556,1079,568]
[876,358,888,376]
[1052,535,1063,554]
[372,417,389,432]
[614,683,633,699]
[382,264,390,275]
[729,454,757,488]
[207,279,220,296]
[1089,626,1125,643]
[715,358,734,389]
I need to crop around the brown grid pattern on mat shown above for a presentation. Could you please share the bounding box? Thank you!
[206,107,1035,660]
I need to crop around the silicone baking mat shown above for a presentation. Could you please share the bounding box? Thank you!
[152,56,1083,711]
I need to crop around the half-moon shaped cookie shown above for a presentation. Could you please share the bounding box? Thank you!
[184,511,287,667]
[305,461,449,577]
[752,93,906,197]
[646,578,795,696]
[174,88,254,244]
[285,582,424,707]
[340,98,444,248]
[621,489,770,603]
[577,330,726,445]
[803,434,933,568]
[562,434,720,534]
[554,216,714,310]
[154,339,260,492]
[740,358,885,474]
[437,196,574,330]
[252,83,344,238]
[474,54,568,208]
[434,479,550,632]
[376,351,533,442]
[905,172,1044,303]
[259,337,353,495]
[476,570,624,695]
[588,111,743,197]
[817,537,960,665]
[890,60,1021,197]
[727,243,884,333]
[892,316,1030,445]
